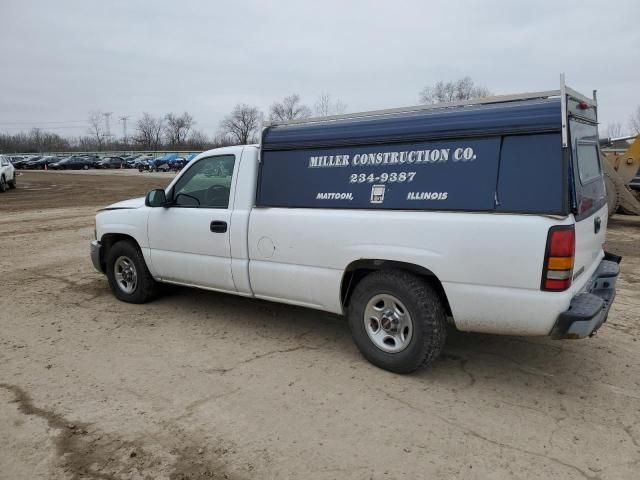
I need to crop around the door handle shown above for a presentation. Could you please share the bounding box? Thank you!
[594,216,601,234]
[210,221,227,233]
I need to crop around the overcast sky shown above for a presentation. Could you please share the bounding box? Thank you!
[1,0,638,139]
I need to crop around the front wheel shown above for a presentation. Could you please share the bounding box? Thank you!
[105,240,158,303]
[8,175,16,189]
[347,270,447,374]
[0,175,6,192]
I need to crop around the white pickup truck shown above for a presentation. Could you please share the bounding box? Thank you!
[91,82,620,373]
[0,155,17,192]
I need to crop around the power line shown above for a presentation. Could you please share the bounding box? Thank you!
[1,125,89,130]
[0,120,87,125]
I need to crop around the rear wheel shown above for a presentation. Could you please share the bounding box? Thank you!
[8,174,16,189]
[106,240,158,303]
[0,175,6,192]
[347,270,447,374]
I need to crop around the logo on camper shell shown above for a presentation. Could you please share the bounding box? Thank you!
[370,185,386,204]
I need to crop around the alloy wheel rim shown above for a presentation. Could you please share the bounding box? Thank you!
[114,256,138,294]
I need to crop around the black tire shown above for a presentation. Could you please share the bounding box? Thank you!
[347,270,447,374]
[0,175,6,192]
[8,175,16,189]
[105,240,158,304]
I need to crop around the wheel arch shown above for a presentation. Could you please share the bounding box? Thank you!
[340,259,452,316]
[99,233,141,271]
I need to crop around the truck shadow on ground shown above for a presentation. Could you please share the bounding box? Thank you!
[145,284,604,389]
[43,271,610,393]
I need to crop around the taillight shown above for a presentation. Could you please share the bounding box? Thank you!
[541,226,575,291]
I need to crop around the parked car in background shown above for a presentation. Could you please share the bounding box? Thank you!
[0,155,17,192]
[151,154,174,172]
[97,156,126,169]
[122,154,141,167]
[81,155,101,168]
[49,157,74,170]
[169,156,188,171]
[138,155,171,172]
[25,156,58,169]
[50,156,93,170]
[130,155,154,170]
[14,156,40,169]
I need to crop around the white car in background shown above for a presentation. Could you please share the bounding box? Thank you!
[0,155,17,192]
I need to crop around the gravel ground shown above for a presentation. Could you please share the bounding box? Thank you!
[1,171,639,479]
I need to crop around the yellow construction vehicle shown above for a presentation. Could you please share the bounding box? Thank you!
[600,134,640,216]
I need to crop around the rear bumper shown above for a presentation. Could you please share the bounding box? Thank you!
[90,240,104,274]
[550,253,621,339]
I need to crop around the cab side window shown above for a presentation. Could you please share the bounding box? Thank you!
[576,143,601,184]
[172,155,235,208]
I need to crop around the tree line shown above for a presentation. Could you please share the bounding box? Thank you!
[219,93,347,144]
[2,77,638,153]
[0,112,222,154]
[0,92,349,153]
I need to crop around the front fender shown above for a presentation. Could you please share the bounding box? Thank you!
[96,209,156,276]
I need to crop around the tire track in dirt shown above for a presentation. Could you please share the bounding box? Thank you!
[0,383,240,480]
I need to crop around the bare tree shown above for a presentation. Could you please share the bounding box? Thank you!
[314,93,347,117]
[165,112,195,147]
[269,94,312,122]
[29,128,43,152]
[419,76,491,104]
[606,122,625,138]
[185,130,209,150]
[134,113,164,149]
[87,111,104,149]
[211,133,234,148]
[220,104,263,145]
[630,106,640,135]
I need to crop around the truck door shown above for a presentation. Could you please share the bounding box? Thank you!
[569,118,608,284]
[147,154,238,292]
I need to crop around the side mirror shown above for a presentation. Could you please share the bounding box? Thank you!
[145,189,169,207]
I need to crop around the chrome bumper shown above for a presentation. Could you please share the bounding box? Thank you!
[551,254,621,339]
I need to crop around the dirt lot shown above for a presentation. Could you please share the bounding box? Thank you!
[1,171,639,479]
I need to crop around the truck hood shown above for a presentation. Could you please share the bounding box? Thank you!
[99,197,145,211]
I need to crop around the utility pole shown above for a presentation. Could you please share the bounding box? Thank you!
[120,115,130,145]
[102,112,113,142]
